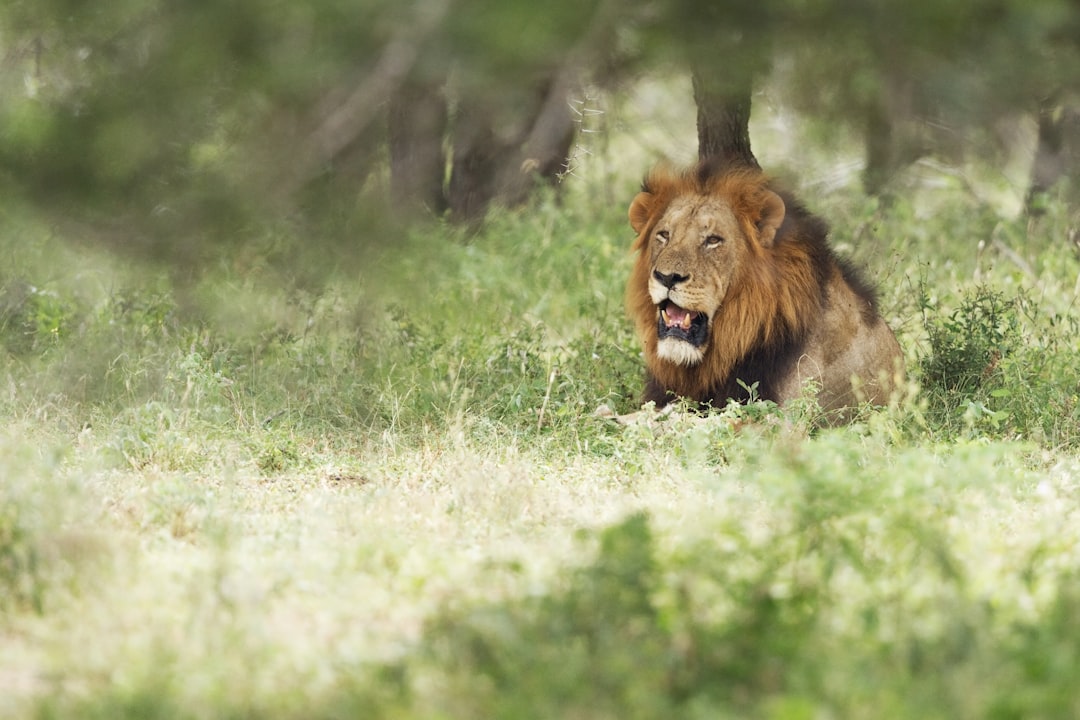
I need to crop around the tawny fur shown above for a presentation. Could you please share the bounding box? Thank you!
[625,160,903,422]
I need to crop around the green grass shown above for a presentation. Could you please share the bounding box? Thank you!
[3,92,1080,718]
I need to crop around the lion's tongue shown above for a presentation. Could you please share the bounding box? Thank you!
[663,304,698,330]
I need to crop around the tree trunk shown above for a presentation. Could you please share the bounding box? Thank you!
[1027,93,1080,213]
[692,66,759,169]
[448,72,579,225]
[447,101,505,224]
[447,0,619,224]
[862,63,925,197]
[862,96,896,198]
[494,73,578,208]
[388,79,448,214]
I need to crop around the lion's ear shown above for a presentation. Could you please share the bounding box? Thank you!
[628,192,654,234]
[757,190,786,247]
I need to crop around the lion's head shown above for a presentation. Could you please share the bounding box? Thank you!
[624,160,903,416]
[628,165,787,366]
[626,162,823,404]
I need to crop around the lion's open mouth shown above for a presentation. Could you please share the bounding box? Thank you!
[657,300,708,346]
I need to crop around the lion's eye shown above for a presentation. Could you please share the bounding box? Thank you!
[656,230,670,244]
[704,234,724,247]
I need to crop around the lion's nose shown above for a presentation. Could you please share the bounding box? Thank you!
[653,270,689,289]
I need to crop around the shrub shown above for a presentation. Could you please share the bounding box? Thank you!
[920,286,1018,398]
[918,285,1080,445]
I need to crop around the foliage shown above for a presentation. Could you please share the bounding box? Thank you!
[919,286,1020,435]
[917,281,1080,444]
[1,0,1079,256]
[922,286,1019,394]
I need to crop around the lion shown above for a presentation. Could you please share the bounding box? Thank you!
[624,159,903,423]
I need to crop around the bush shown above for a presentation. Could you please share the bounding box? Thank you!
[919,285,1080,445]
[920,286,1018,397]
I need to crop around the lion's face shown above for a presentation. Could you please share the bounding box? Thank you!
[629,186,786,367]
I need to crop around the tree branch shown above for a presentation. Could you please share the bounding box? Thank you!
[273,0,451,200]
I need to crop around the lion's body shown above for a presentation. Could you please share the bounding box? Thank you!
[626,161,902,421]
